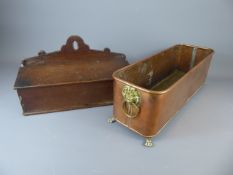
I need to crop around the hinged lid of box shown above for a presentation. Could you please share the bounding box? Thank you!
[14,35,128,89]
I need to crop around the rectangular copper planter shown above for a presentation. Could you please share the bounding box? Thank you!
[14,35,128,115]
[112,44,214,146]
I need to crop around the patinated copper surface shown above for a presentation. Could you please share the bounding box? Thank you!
[112,44,214,138]
[14,35,128,115]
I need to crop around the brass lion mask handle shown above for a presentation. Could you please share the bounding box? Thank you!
[122,85,141,118]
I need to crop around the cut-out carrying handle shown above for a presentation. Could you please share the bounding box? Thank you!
[61,35,90,53]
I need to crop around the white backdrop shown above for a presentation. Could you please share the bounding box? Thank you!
[0,1,233,175]
[0,0,233,64]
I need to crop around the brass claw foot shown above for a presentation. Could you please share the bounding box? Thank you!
[108,116,116,123]
[144,138,154,147]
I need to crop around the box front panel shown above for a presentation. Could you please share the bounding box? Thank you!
[18,81,113,115]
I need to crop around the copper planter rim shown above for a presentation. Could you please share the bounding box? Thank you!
[113,44,214,95]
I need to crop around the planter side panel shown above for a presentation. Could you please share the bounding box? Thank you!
[154,55,213,134]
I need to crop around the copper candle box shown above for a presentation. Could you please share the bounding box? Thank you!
[110,44,214,147]
[14,35,128,115]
